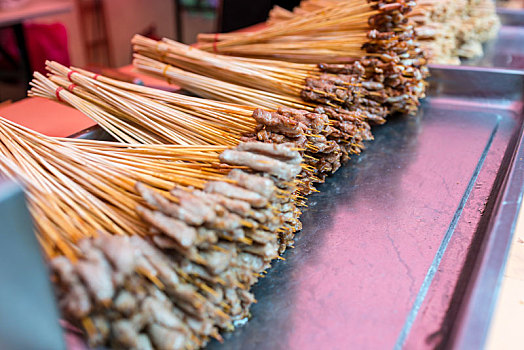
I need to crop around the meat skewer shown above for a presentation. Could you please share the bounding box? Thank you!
[258,0,500,64]
[31,63,373,196]
[0,117,303,348]
[4,2,437,348]
[132,0,427,125]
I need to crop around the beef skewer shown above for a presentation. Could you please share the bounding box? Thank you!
[132,0,427,124]
[200,0,499,65]
[31,63,373,196]
[196,1,377,63]
[0,117,303,348]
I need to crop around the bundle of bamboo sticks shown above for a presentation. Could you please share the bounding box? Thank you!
[264,0,500,64]
[0,115,304,348]
[132,38,424,122]
[1,1,436,348]
[133,0,427,124]
[196,1,376,63]
[219,0,500,64]
[32,62,374,196]
[195,0,420,63]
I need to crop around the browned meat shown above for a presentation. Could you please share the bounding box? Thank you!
[152,235,180,249]
[75,249,115,304]
[236,252,266,272]
[224,288,242,317]
[196,227,218,245]
[362,81,385,90]
[137,183,216,226]
[242,242,279,260]
[61,283,92,319]
[219,150,302,181]
[129,236,183,290]
[204,181,268,208]
[227,169,275,199]
[235,141,302,164]
[114,291,137,316]
[195,191,252,218]
[248,230,276,244]
[170,188,218,225]
[136,334,154,350]
[199,250,233,275]
[94,234,135,276]
[112,320,140,348]
[180,260,215,282]
[91,316,110,346]
[237,289,256,308]
[142,297,186,330]
[251,109,303,137]
[148,324,186,350]
[186,317,215,337]
[136,206,197,249]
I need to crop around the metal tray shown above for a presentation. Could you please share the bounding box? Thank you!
[461,8,524,70]
[71,66,524,349]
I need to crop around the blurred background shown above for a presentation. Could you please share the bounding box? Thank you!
[0,0,301,102]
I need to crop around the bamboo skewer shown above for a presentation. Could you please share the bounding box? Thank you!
[196,1,375,63]
[132,0,428,122]
[261,0,500,64]
[30,63,375,201]
[0,116,241,258]
[0,2,434,347]
[0,3,435,349]
[133,55,316,111]
[0,113,307,348]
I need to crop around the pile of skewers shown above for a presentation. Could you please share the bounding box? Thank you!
[262,0,500,64]
[0,0,498,348]
[411,0,500,64]
[0,119,303,348]
[133,0,428,123]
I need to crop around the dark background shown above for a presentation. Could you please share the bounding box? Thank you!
[220,0,301,32]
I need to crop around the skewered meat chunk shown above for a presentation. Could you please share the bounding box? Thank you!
[227,169,275,199]
[148,324,186,350]
[224,288,243,317]
[204,181,268,208]
[112,320,140,348]
[186,317,215,337]
[142,297,186,330]
[136,334,154,350]
[114,291,137,316]
[251,109,304,137]
[199,250,233,275]
[213,212,244,231]
[235,141,302,165]
[137,182,216,226]
[61,283,92,319]
[220,150,301,181]
[91,316,111,345]
[196,227,219,245]
[75,247,115,305]
[94,234,136,276]
[152,235,180,250]
[196,191,252,218]
[242,242,279,260]
[50,257,92,318]
[135,206,197,249]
